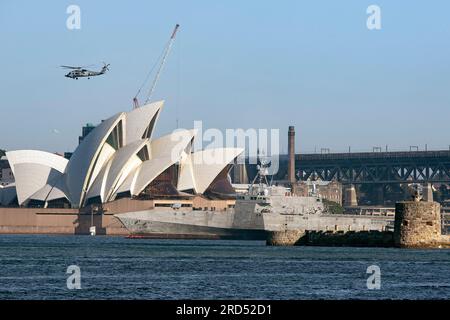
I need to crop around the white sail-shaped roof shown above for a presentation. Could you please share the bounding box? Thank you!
[4,100,244,208]
[29,176,68,203]
[131,157,174,196]
[6,150,68,205]
[149,128,196,159]
[116,129,197,197]
[84,160,110,203]
[177,152,196,191]
[64,112,125,207]
[114,165,140,195]
[87,143,116,191]
[125,100,164,144]
[6,150,68,176]
[85,140,148,203]
[102,140,149,201]
[178,148,244,194]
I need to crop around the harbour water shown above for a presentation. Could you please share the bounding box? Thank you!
[0,235,449,300]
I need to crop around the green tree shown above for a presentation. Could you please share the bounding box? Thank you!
[323,199,344,215]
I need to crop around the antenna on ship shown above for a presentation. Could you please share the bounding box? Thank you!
[249,150,270,195]
[133,24,180,109]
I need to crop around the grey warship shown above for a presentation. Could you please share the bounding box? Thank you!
[115,160,391,239]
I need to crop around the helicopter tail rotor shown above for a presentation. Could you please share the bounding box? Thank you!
[102,62,110,72]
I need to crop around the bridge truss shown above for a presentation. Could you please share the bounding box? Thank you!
[297,151,450,185]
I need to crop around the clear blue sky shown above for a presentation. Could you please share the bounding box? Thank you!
[1,0,449,154]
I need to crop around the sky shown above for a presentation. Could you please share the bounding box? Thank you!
[0,0,449,154]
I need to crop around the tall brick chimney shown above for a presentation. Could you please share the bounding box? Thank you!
[288,126,296,184]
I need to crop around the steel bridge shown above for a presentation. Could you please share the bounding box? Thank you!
[296,150,450,185]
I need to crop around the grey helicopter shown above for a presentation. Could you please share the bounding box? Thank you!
[61,62,110,79]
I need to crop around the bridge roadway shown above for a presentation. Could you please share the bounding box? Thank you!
[295,150,450,185]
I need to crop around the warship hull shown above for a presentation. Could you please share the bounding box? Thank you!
[116,208,270,240]
[115,206,393,240]
[124,222,269,240]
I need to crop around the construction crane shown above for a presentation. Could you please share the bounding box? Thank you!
[133,24,180,109]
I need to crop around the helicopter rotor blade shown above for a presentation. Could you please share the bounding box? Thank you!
[60,65,82,69]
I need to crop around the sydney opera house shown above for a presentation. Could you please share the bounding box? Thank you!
[0,101,243,212]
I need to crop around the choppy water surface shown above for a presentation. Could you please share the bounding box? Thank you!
[0,235,449,300]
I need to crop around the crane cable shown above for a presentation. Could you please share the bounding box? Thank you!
[133,40,169,105]
[145,24,179,104]
[133,24,180,108]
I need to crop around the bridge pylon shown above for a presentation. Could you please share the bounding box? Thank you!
[343,184,358,207]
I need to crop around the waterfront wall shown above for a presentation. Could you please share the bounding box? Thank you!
[268,201,450,248]
[0,197,234,236]
[0,207,128,235]
[0,197,156,235]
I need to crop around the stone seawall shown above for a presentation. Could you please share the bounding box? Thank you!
[266,230,394,247]
[301,230,394,247]
[266,230,306,246]
[267,201,450,248]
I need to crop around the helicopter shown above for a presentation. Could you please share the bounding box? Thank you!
[61,62,110,80]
